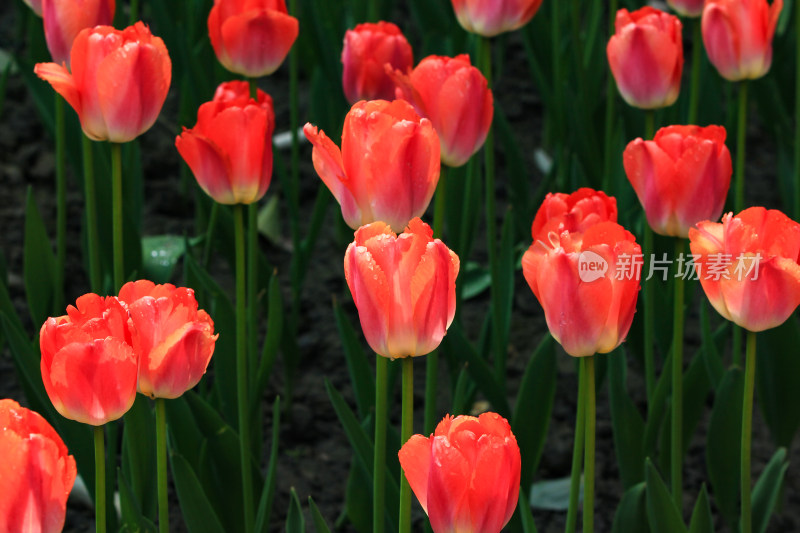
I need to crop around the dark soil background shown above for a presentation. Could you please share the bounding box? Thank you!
[3,1,800,532]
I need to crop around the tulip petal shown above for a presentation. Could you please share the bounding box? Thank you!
[398,435,432,512]
[176,130,236,204]
[219,9,298,77]
[34,62,81,118]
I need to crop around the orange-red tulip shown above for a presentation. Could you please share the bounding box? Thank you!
[450,0,543,37]
[42,0,115,66]
[344,218,459,359]
[391,54,493,168]
[624,125,732,238]
[176,81,275,205]
[208,0,299,77]
[689,207,800,331]
[34,22,172,143]
[702,0,783,81]
[342,21,413,105]
[399,412,520,533]
[530,188,618,244]
[118,280,218,399]
[304,99,440,231]
[522,221,641,357]
[667,0,705,17]
[0,399,77,533]
[607,7,683,109]
[39,293,138,425]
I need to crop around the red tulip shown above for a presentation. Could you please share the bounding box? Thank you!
[208,0,299,77]
[176,80,275,205]
[391,54,493,168]
[304,99,440,231]
[341,21,413,105]
[34,22,172,143]
[118,280,218,399]
[399,412,520,533]
[39,293,138,425]
[522,221,641,357]
[624,125,732,238]
[0,399,77,533]
[667,0,705,17]
[689,207,800,331]
[530,188,617,244]
[702,0,783,81]
[607,7,683,109]
[344,218,459,359]
[42,0,115,66]
[449,0,543,37]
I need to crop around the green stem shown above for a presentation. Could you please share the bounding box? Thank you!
[94,426,106,533]
[426,167,447,435]
[399,358,414,533]
[367,0,378,20]
[202,202,219,269]
[687,19,702,125]
[601,0,618,193]
[741,331,757,533]
[374,356,388,533]
[129,0,139,24]
[82,136,101,293]
[552,0,564,188]
[645,110,655,140]
[247,203,258,383]
[583,356,596,533]
[643,225,655,406]
[234,205,254,533]
[795,0,800,220]
[671,239,685,507]
[289,0,300,258]
[565,361,586,533]
[111,143,124,290]
[248,78,258,100]
[156,398,169,533]
[735,81,748,213]
[55,95,66,312]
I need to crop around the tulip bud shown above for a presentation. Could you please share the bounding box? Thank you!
[450,0,543,37]
[42,0,115,66]
[342,21,413,104]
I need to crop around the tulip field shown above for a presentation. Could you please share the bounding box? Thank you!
[5,0,800,532]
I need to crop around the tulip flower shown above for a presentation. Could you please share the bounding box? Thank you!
[624,125,732,238]
[40,293,138,425]
[304,99,440,231]
[390,54,493,168]
[118,280,218,399]
[449,0,543,37]
[42,0,115,66]
[667,0,705,17]
[344,218,459,359]
[689,207,800,332]
[399,412,520,533]
[341,21,413,105]
[208,0,299,77]
[530,188,618,244]
[702,0,782,81]
[522,221,641,357]
[0,399,77,533]
[34,22,172,143]
[607,7,683,109]
[176,80,275,205]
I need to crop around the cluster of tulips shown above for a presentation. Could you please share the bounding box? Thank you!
[3,0,798,531]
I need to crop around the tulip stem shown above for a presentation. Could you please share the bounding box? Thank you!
[741,331,757,533]
[645,110,655,140]
[735,81,748,213]
[82,135,102,293]
[399,357,414,533]
[248,203,259,383]
[426,167,447,435]
[129,0,139,25]
[643,225,655,406]
[687,19,702,125]
[374,355,387,533]
[583,356,596,533]
[671,238,685,508]
[156,398,169,533]
[565,360,586,533]
[601,0,618,194]
[55,94,66,312]
[94,426,106,533]
[111,142,124,290]
[795,0,800,220]
[202,202,219,269]
[234,205,254,533]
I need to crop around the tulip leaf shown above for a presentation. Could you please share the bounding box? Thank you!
[23,186,56,325]
[333,298,375,419]
[706,367,744,528]
[118,469,157,533]
[752,447,789,533]
[682,346,713,456]
[529,476,573,511]
[255,396,282,533]
[140,235,186,284]
[492,210,516,381]
[608,347,646,489]
[344,462,373,533]
[121,395,157,521]
[286,488,306,533]
[644,351,672,458]
[164,396,204,470]
[700,301,725,390]
[170,452,226,533]
[254,271,284,405]
[461,261,492,300]
[513,334,555,487]
[309,496,332,533]
[757,317,800,448]
[519,488,539,533]
[611,482,649,533]
[645,459,688,533]
[687,485,713,533]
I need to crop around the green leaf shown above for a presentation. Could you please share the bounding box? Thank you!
[344,463,373,533]
[141,235,186,284]
[23,187,56,325]
[706,368,744,528]
[121,396,157,521]
[333,298,374,419]
[644,352,672,458]
[612,482,649,533]
[687,485,713,533]
[699,301,725,390]
[752,447,789,533]
[255,397,282,533]
[308,496,332,533]
[608,348,646,489]
[286,488,305,533]
[170,452,226,533]
[682,347,712,456]
[118,469,157,533]
[529,476,572,511]
[757,317,800,447]
[519,488,538,533]
[254,272,283,404]
[645,459,688,533]
[461,261,492,300]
